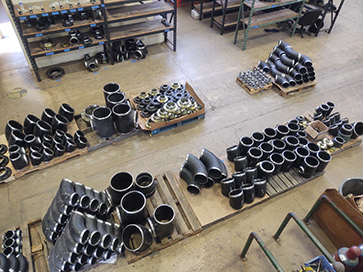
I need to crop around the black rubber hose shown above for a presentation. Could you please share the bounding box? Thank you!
[277,40,291,50]
[289,69,302,81]
[284,46,301,61]
[294,62,307,74]
[275,59,290,74]
[179,165,201,195]
[183,154,208,185]
[284,74,296,87]
[59,178,79,207]
[280,53,295,67]
[257,61,270,73]
[300,54,313,68]
[0,253,9,271]
[199,149,222,180]
[272,46,284,57]
[8,254,19,272]
[275,75,290,88]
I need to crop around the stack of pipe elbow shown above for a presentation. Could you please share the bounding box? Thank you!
[259,40,316,88]
[0,228,28,272]
[48,211,123,272]
[180,149,227,195]
[42,179,113,243]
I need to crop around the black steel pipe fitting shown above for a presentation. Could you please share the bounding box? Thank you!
[84,214,101,246]
[274,75,289,88]
[284,46,301,61]
[0,253,9,271]
[106,172,134,206]
[5,120,23,141]
[92,106,115,138]
[67,211,90,245]
[120,190,147,226]
[199,148,223,180]
[257,61,270,73]
[183,154,208,185]
[147,204,175,239]
[122,224,153,253]
[135,172,155,198]
[96,219,112,249]
[299,54,313,68]
[179,165,201,195]
[226,145,239,162]
[280,53,295,67]
[294,62,307,74]
[289,69,302,81]
[275,59,290,74]
[112,103,135,134]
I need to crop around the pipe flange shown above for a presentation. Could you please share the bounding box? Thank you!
[180,109,188,116]
[163,101,178,113]
[150,114,161,123]
[196,103,203,111]
[171,82,180,89]
[149,88,159,97]
[159,84,170,93]
[133,96,141,104]
[157,109,168,120]
[140,110,152,118]
[0,145,8,155]
[0,167,12,181]
[173,93,184,100]
[157,95,168,104]
[168,112,176,120]
[189,101,198,111]
[137,103,146,111]
[0,155,9,167]
[146,104,157,114]
[177,98,191,109]
[137,92,149,100]
[141,97,151,106]
[61,41,70,48]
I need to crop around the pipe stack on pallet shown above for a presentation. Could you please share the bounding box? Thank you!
[257,40,316,89]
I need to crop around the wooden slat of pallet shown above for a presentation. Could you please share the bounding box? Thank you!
[267,177,284,193]
[272,174,289,191]
[28,219,51,272]
[18,222,34,272]
[0,119,88,182]
[266,181,277,196]
[277,171,296,187]
[273,80,317,97]
[281,171,300,186]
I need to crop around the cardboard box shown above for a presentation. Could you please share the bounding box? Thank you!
[305,120,328,140]
[131,82,205,132]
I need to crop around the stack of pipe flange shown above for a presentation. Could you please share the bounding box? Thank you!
[4,103,87,171]
[132,83,203,129]
[48,211,122,272]
[225,114,333,209]
[42,179,113,243]
[257,40,316,88]
[1,229,29,272]
[312,102,363,150]
[237,67,273,91]
[179,149,227,195]
[110,38,148,63]
[87,83,136,138]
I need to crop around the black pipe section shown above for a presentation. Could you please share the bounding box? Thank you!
[268,53,279,63]
[275,59,290,74]
[8,254,20,272]
[84,186,100,213]
[289,69,302,81]
[84,214,101,246]
[272,46,284,57]
[179,165,201,195]
[294,62,307,74]
[284,74,296,87]
[280,53,295,67]
[96,219,112,249]
[300,54,313,68]
[59,178,79,207]
[74,183,90,210]
[257,61,270,73]
[67,211,90,245]
[284,46,301,61]
[277,40,290,50]
[104,222,120,252]
[275,75,290,88]
[147,204,175,239]
[0,253,9,271]
[119,190,147,227]
[183,154,208,185]
[199,149,222,180]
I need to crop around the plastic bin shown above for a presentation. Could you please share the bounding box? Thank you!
[304,255,336,272]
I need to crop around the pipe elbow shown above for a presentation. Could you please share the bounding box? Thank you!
[0,253,9,272]
[280,53,295,67]
[8,254,20,272]
[179,165,201,195]
[257,61,270,73]
[272,46,284,57]
[184,154,208,185]
[300,54,312,68]
[74,183,90,210]
[59,178,79,207]
[68,211,89,245]
[277,40,291,50]
[284,46,301,61]
[294,63,307,74]
[199,149,223,180]
[275,75,290,89]
[275,59,290,74]
[270,66,284,77]
[289,69,302,81]
[84,214,101,246]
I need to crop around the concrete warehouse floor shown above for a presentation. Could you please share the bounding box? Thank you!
[1,0,363,271]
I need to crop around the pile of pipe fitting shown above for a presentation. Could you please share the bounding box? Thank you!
[0,229,29,272]
[44,179,120,272]
[4,103,88,172]
[257,40,315,88]
[132,82,203,129]
[179,149,227,195]
[237,67,273,91]
[105,171,176,254]
[110,39,148,62]
[86,83,136,139]
[44,171,176,271]
[312,102,363,151]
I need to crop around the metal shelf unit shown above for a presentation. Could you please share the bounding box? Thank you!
[5,0,177,81]
[233,0,305,50]
[190,0,222,21]
[210,0,241,35]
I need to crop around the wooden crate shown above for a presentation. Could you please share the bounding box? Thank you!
[273,80,317,97]
[120,171,202,264]
[236,76,273,95]
[0,120,88,183]
[131,82,206,134]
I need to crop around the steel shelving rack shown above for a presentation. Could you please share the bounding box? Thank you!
[233,0,305,50]
[5,0,176,81]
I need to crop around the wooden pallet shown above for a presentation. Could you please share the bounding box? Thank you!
[120,171,202,264]
[0,120,88,183]
[273,80,317,97]
[236,76,273,95]
[266,169,324,197]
